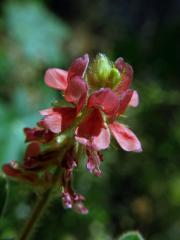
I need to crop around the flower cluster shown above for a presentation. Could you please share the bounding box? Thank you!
[3,54,142,214]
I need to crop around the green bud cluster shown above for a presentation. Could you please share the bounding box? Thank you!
[86,54,121,90]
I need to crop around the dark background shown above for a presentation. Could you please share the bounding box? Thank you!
[0,0,180,239]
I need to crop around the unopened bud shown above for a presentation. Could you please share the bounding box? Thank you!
[96,54,111,81]
[86,54,121,89]
[109,67,121,88]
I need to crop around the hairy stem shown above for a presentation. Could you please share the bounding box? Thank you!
[19,188,52,240]
[18,144,71,240]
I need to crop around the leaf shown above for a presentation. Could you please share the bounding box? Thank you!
[5,1,71,65]
[118,231,144,240]
[0,175,8,217]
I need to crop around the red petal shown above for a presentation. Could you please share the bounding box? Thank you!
[117,89,133,115]
[88,88,119,116]
[76,109,103,138]
[109,122,142,152]
[64,76,87,111]
[44,68,68,90]
[114,58,133,95]
[24,128,54,143]
[24,142,40,161]
[3,162,37,182]
[75,109,110,151]
[24,148,59,170]
[3,162,21,178]
[76,127,110,151]
[68,54,89,80]
[128,90,139,107]
[42,107,77,133]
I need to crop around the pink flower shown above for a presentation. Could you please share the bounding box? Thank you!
[40,54,89,133]
[61,147,88,214]
[75,108,110,176]
[3,53,142,214]
[84,88,142,152]
[42,54,142,177]
[74,57,142,175]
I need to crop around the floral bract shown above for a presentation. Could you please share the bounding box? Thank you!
[3,53,142,214]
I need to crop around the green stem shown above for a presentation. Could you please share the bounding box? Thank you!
[18,144,71,240]
[19,188,52,240]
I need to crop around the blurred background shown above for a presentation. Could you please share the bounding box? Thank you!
[0,0,180,239]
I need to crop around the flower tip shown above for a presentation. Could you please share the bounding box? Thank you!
[135,145,143,153]
[81,207,89,215]
[2,162,19,178]
[83,53,89,61]
[129,141,142,153]
[73,202,89,215]
[129,90,139,107]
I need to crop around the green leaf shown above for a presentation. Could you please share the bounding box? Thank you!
[5,1,70,65]
[118,231,144,240]
[0,175,8,217]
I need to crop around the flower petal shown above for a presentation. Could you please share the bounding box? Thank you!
[44,68,68,90]
[73,201,89,215]
[75,109,109,150]
[43,113,62,133]
[41,107,77,133]
[76,109,103,138]
[64,76,87,111]
[62,191,73,209]
[128,90,139,107]
[3,161,37,183]
[24,148,59,170]
[75,127,110,151]
[86,148,103,176]
[92,127,110,151]
[24,142,40,161]
[109,122,142,152]
[114,58,133,95]
[24,127,54,143]
[3,162,22,178]
[40,108,54,116]
[88,88,119,116]
[75,135,88,147]
[68,54,89,80]
[117,89,133,115]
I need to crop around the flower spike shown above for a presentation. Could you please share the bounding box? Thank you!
[3,53,142,215]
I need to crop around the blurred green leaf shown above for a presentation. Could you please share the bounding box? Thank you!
[5,1,70,65]
[118,231,144,240]
[0,175,8,217]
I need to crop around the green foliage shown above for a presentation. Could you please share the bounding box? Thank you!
[0,175,8,217]
[4,1,70,65]
[118,231,144,240]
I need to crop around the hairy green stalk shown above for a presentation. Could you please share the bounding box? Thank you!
[18,144,71,240]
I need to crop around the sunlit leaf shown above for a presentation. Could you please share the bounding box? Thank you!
[118,231,144,240]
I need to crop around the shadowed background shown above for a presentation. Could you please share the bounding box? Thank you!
[0,0,180,239]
